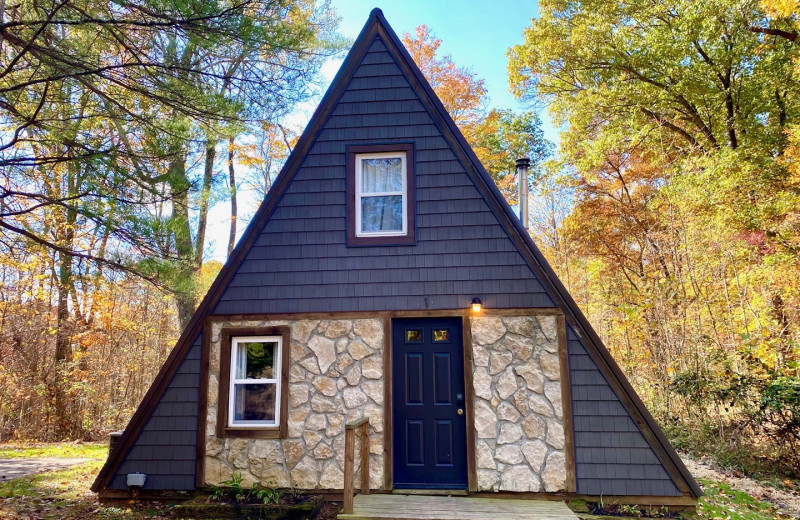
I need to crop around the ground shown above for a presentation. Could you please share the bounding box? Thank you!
[0,442,796,519]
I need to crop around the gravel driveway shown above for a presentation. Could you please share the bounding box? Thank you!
[0,458,91,482]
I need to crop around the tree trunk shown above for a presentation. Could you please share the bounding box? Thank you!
[168,155,197,329]
[195,138,216,269]
[228,137,237,257]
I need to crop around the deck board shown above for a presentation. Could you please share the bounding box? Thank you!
[338,494,579,520]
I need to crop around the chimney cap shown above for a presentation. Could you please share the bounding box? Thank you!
[516,157,531,168]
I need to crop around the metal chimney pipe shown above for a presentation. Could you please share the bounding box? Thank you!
[516,157,531,230]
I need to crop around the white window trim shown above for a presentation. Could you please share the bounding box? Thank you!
[355,151,407,237]
[228,335,282,428]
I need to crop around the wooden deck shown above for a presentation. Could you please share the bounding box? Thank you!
[337,494,579,520]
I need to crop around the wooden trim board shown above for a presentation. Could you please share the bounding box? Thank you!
[556,314,576,493]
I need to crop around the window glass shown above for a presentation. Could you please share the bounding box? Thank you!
[233,383,276,422]
[235,341,275,379]
[361,157,403,192]
[361,195,402,232]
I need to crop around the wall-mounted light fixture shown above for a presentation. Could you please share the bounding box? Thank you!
[471,297,482,313]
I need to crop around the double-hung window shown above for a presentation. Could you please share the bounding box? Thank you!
[229,336,281,427]
[347,144,415,245]
[216,327,289,439]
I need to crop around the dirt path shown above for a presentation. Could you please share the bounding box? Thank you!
[682,454,800,518]
[0,458,91,482]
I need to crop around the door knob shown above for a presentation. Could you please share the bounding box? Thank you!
[457,409,464,415]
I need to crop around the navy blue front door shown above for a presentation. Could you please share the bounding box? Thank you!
[392,317,467,489]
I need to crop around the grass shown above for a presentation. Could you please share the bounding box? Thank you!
[0,441,108,460]
[696,478,791,520]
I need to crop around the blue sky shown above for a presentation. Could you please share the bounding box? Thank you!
[205,0,551,261]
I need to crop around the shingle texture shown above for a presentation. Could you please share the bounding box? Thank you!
[567,324,681,496]
[108,335,201,490]
[212,36,553,315]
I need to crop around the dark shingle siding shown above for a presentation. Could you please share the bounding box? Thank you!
[567,324,681,496]
[213,36,554,316]
[108,335,201,490]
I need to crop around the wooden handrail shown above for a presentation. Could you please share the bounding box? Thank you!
[343,416,370,514]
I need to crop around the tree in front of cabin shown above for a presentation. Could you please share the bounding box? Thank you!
[508,0,800,474]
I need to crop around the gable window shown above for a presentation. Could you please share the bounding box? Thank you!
[348,143,415,245]
[217,327,289,439]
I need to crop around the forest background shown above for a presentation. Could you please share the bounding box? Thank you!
[1,0,799,484]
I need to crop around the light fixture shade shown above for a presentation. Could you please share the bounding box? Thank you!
[471,297,482,312]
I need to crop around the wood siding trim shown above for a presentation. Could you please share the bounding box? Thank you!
[556,315,576,493]
[462,317,477,493]
[196,330,211,488]
[206,308,562,323]
[382,318,393,491]
[346,143,416,246]
[215,327,291,440]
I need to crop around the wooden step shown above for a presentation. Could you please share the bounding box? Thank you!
[338,494,580,520]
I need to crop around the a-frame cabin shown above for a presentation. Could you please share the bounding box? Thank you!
[93,8,701,506]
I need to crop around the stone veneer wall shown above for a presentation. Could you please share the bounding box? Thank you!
[471,316,567,492]
[204,319,384,490]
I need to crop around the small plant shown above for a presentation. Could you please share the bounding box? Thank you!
[619,504,641,517]
[253,481,284,504]
[208,474,289,505]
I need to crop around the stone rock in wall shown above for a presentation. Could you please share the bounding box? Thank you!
[314,442,333,460]
[312,376,338,397]
[291,341,311,363]
[497,422,523,444]
[545,418,565,450]
[303,430,322,449]
[536,316,558,344]
[361,380,383,405]
[504,317,534,337]
[539,352,561,381]
[489,351,512,375]
[512,388,529,415]
[476,441,496,470]
[528,393,553,417]
[283,440,304,469]
[514,361,544,394]
[290,456,318,489]
[327,414,344,438]
[496,401,521,422]
[499,465,541,492]
[494,445,523,464]
[504,333,534,361]
[473,367,493,401]
[541,451,567,492]
[289,383,310,407]
[344,363,361,386]
[299,356,321,375]
[354,320,382,350]
[305,413,326,431]
[319,461,344,489]
[496,367,518,400]
[477,470,499,491]
[292,320,318,344]
[325,320,351,338]
[521,415,546,440]
[208,375,219,407]
[474,400,497,438]
[520,439,548,472]
[544,381,563,419]
[361,355,382,379]
[310,394,338,413]
[343,387,368,409]
[248,441,284,466]
[308,335,336,374]
[472,317,506,345]
[472,345,489,367]
[288,406,310,437]
[289,365,306,383]
[206,437,224,457]
[347,339,372,361]
[334,353,354,374]
[255,464,290,488]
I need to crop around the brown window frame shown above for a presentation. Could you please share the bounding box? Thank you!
[347,143,416,246]
[216,326,290,439]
